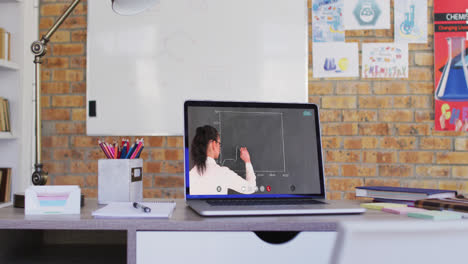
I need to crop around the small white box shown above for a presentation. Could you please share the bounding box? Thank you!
[25,185,81,215]
[98,159,143,204]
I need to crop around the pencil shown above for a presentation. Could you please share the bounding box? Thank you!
[106,143,115,159]
[135,145,144,158]
[130,141,143,159]
[114,142,118,159]
[120,142,128,159]
[125,143,135,159]
[98,140,111,159]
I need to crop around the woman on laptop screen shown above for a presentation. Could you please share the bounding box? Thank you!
[190,125,256,195]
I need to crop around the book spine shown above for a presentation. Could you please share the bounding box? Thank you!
[355,190,423,200]
[5,168,11,202]
[0,28,4,60]
[3,169,8,202]
[414,200,468,213]
[4,98,10,132]
[6,32,10,61]
[3,31,7,61]
[0,168,7,203]
[0,98,5,132]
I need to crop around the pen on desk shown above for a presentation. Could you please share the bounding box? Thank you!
[133,202,151,213]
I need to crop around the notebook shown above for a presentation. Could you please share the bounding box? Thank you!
[184,100,365,216]
[407,210,462,221]
[382,206,427,215]
[92,202,176,218]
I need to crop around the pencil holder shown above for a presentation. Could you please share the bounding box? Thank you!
[98,159,143,204]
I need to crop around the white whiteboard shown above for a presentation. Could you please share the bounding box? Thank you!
[87,0,308,136]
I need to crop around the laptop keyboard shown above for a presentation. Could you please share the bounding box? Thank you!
[206,199,325,206]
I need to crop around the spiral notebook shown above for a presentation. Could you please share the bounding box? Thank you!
[92,201,176,218]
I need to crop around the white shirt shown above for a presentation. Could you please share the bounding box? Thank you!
[189,157,256,195]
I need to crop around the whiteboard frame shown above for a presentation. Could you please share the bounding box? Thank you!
[86,0,308,136]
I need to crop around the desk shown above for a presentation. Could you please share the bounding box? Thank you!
[0,199,424,264]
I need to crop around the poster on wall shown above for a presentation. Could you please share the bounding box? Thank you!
[434,0,468,131]
[344,0,390,30]
[394,0,428,43]
[312,42,359,78]
[312,0,344,42]
[361,43,408,79]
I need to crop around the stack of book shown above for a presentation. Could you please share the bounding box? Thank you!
[0,27,11,61]
[355,186,457,205]
[0,168,11,203]
[0,97,10,132]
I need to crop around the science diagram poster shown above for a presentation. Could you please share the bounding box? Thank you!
[312,0,344,42]
[394,0,428,43]
[434,0,468,131]
[362,43,408,79]
[344,0,390,30]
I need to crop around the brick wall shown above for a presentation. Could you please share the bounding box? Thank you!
[39,0,468,199]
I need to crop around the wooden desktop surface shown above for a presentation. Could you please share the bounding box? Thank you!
[0,199,419,231]
[0,199,453,264]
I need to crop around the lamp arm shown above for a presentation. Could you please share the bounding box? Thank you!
[30,0,82,185]
[43,0,82,44]
[31,0,81,57]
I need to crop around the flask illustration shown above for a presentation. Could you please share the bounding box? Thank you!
[435,37,468,101]
[324,57,336,71]
[400,4,415,35]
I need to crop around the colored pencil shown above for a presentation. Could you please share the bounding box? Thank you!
[98,140,111,159]
[98,138,145,159]
[125,143,136,159]
[130,141,143,159]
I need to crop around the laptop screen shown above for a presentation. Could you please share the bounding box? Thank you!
[184,101,325,199]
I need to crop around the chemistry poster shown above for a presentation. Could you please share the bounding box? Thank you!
[312,0,344,42]
[362,43,408,79]
[394,0,428,43]
[344,0,390,30]
[312,42,359,78]
[434,0,468,131]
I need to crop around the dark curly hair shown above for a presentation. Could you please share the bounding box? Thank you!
[191,125,219,174]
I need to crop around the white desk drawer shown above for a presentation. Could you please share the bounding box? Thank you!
[136,231,336,264]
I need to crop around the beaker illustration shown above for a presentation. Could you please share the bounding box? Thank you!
[435,37,468,101]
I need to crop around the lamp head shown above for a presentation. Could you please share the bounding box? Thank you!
[111,0,159,15]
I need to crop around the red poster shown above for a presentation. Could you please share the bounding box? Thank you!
[434,0,468,131]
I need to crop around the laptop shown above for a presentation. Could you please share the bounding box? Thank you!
[184,100,365,216]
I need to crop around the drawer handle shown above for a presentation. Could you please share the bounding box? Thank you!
[254,231,300,244]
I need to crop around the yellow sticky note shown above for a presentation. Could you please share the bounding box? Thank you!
[360,203,407,210]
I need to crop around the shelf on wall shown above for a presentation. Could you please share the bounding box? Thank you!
[0,60,19,71]
[0,0,22,3]
[0,202,12,209]
[0,132,15,139]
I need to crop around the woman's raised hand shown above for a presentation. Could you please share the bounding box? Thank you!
[239,147,251,163]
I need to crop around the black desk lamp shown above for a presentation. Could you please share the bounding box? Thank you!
[30,0,158,185]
